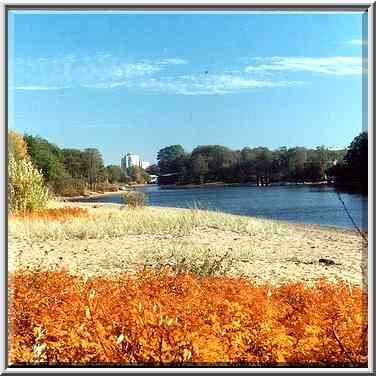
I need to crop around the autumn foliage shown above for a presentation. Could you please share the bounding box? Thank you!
[8,130,29,161]
[9,207,89,222]
[9,269,367,367]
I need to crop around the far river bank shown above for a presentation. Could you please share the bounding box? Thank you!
[66,184,368,231]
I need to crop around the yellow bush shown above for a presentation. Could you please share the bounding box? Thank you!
[122,190,147,208]
[8,130,29,161]
[8,156,49,213]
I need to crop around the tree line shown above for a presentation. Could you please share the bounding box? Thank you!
[153,132,367,189]
[8,132,150,196]
[8,130,367,196]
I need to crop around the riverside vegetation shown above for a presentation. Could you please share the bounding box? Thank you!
[8,131,368,366]
[8,129,368,198]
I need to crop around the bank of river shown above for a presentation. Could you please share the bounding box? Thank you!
[70,184,368,231]
[9,202,367,287]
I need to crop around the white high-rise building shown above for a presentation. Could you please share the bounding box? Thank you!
[121,153,151,171]
[121,155,127,171]
[121,153,140,170]
[140,161,150,170]
[127,154,140,168]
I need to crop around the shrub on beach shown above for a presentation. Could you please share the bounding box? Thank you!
[8,156,49,213]
[122,190,147,208]
[8,269,368,366]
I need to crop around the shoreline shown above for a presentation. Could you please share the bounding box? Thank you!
[59,180,366,200]
[54,200,366,235]
[62,181,331,200]
[9,202,367,287]
[60,183,155,201]
[59,190,124,201]
[159,180,332,190]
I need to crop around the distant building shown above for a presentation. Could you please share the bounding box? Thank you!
[121,156,127,171]
[121,153,151,171]
[121,153,141,170]
[140,161,150,170]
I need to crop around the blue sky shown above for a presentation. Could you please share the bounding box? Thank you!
[8,11,367,165]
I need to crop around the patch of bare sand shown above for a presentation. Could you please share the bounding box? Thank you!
[9,214,367,288]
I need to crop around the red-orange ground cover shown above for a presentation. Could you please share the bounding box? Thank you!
[8,269,368,366]
[9,207,89,222]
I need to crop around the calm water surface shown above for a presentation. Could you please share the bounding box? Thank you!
[76,185,368,230]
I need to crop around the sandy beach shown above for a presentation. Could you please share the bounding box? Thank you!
[9,201,367,288]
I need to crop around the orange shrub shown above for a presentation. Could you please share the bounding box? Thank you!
[8,269,368,367]
[9,207,89,222]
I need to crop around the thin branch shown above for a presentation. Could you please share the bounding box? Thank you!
[332,325,356,366]
[336,191,367,242]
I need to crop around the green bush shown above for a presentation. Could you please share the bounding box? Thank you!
[121,190,147,208]
[8,156,49,213]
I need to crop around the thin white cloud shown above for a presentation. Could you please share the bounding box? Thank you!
[11,85,71,91]
[245,56,364,76]
[159,58,187,65]
[81,82,129,89]
[11,54,362,96]
[347,39,367,46]
[11,54,187,91]
[136,74,304,96]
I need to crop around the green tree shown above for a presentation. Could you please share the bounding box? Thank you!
[328,132,367,190]
[106,165,128,183]
[62,149,85,179]
[145,164,160,175]
[286,147,307,182]
[157,145,187,174]
[191,145,236,181]
[252,147,273,177]
[127,166,150,184]
[81,148,104,189]
[24,135,69,181]
[344,131,368,182]
[191,154,209,184]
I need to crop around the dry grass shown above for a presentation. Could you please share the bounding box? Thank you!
[9,202,287,242]
[8,201,367,287]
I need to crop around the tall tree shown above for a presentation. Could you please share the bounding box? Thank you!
[191,154,209,184]
[106,165,128,183]
[127,166,150,184]
[344,131,368,184]
[24,134,69,181]
[145,164,160,175]
[81,148,104,189]
[191,145,236,181]
[157,145,187,174]
[62,149,85,179]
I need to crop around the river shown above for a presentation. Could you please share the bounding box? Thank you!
[73,184,368,230]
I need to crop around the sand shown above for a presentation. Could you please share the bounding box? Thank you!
[8,202,368,288]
